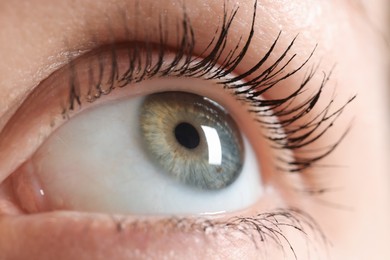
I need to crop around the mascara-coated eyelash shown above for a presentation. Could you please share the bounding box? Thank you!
[65,0,355,175]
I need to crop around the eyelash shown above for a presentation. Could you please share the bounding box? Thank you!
[65,1,355,176]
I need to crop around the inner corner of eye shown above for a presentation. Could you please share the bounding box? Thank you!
[15,90,264,216]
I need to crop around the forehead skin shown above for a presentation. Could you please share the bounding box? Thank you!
[0,0,388,259]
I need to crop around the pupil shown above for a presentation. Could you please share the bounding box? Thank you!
[174,122,200,149]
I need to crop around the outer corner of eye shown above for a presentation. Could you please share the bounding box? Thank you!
[11,86,266,216]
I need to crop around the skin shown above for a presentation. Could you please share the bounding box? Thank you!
[0,0,389,259]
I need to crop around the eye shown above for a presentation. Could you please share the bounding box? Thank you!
[13,84,263,215]
[0,3,351,226]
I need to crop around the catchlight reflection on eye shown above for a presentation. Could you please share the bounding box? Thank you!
[15,89,263,215]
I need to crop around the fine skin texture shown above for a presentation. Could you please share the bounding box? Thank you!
[0,0,389,259]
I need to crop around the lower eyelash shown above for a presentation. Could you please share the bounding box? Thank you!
[112,208,328,259]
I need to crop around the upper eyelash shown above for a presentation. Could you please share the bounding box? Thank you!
[66,0,355,176]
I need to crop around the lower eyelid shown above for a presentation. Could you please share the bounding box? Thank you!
[0,209,324,259]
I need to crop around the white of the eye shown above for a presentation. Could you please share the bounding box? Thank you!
[200,125,222,166]
[33,95,263,215]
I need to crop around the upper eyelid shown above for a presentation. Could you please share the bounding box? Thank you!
[0,0,296,120]
[0,0,337,131]
[0,1,266,144]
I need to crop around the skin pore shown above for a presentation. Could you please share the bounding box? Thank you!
[0,0,389,259]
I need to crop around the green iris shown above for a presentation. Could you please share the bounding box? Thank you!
[140,92,244,190]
